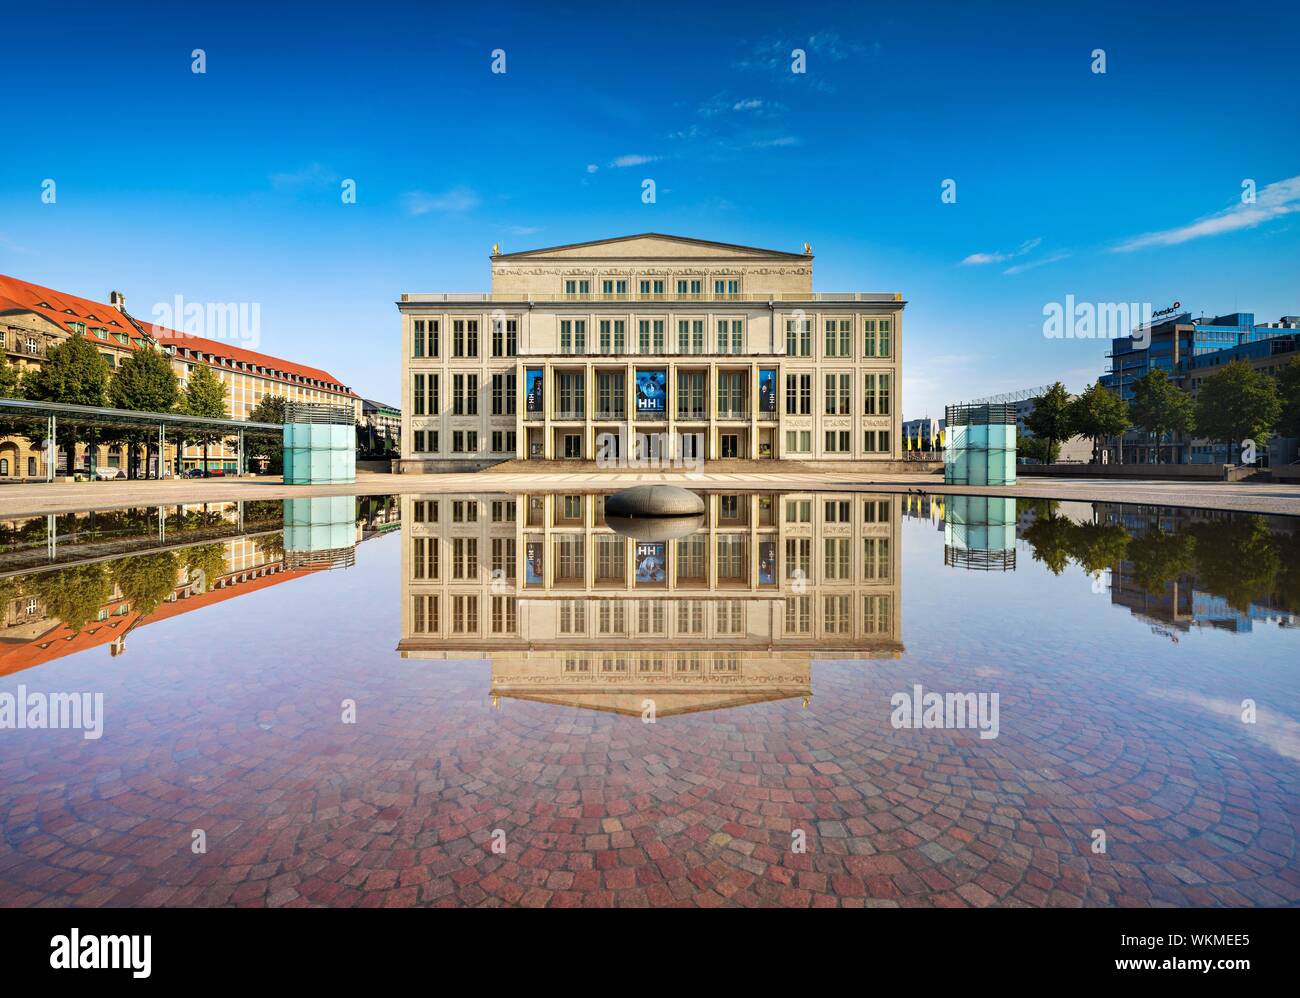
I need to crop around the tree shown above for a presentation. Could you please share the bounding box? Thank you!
[1129,369,1194,464]
[247,395,287,473]
[112,551,181,620]
[28,563,113,633]
[1023,383,1074,464]
[21,334,111,472]
[1193,360,1281,465]
[108,346,180,479]
[1070,382,1130,464]
[1016,430,1059,465]
[181,364,228,475]
[1187,516,1280,613]
[1020,503,1073,575]
[1276,356,1300,441]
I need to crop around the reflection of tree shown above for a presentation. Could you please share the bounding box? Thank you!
[1067,521,1130,575]
[183,543,228,594]
[1186,516,1281,614]
[253,532,285,561]
[1274,529,1300,616]
[29,564,113,632]
[1020,511,1073,575]
[111,551,180,621]
[1126,528,1196,596]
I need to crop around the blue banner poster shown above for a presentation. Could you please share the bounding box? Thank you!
[526,368,544,413]
[635,542,666,584]
[759,369,777,412]
[635,369,667,413]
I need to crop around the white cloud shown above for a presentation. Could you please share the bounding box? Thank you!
[749,135,801,148]
[609,154,659,168]
[961,238,1042,266]
[1114,174,1300,252]
[733,98,765,111]
[585,164,599,174]
[1003,251,1070,275]
[402,186,480,216]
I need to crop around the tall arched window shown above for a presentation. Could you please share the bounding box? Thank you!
[0,459,9,475]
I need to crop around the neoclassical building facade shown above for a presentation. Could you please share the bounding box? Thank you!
[397,234,904,470]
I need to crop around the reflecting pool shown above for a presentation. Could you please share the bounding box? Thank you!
[1,491,1297,907]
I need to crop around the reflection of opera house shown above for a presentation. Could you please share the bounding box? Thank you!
[397,492,902,716]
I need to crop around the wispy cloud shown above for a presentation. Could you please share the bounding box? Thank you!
[961,238,1042,266]
[402,186,480,216]
[0,232,31,255]
[748,135,801,149]
[698,93,785,117]
[609,154,659,168]
[1003,251,1070,275]
[1114,175,1300,252]
[585,163,599,174]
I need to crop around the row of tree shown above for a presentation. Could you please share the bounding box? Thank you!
[1,333,285,477]
[1025,357,1300,464]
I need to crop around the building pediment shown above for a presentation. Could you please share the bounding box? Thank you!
[494,233,809,262]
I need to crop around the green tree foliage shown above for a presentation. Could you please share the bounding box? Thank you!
[1069,382,1130,463]
[181,364,229,473]
[107,346,181,478]
[1193,360,1281,463]
[1126,527,1196,596]
[247,394,287,472]
[1067,521,1130,575]
[182,543,228,593]
[1128,369,1195,463]
[111,551,181,620]
[28,563,113,632]
[108,346,179,413]
[1016,430,1059,464]
[1186,515,1281,613]
[21,334,110,406]
[1275,356,1300,440]
[1020,506,1073,575]
[1023,383,1074,462]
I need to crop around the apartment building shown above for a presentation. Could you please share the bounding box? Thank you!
[398,234,904,470]
[396,490,902,716]
[0,274,358,476]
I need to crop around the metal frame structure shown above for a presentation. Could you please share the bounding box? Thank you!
[0,396,280,482]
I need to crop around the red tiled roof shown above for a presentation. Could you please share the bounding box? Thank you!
[0,274,149,345]
[0,274,356,397]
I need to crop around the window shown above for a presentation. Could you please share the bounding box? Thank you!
[719,494,741,520]
[491,430,517,453]
[784,430,811,453]
[491,596,516,634]
[824,500,851,522]
[879,318,892,357]
[564,279,590,296]
[452,374,478,416]
[597,372,625,417]
[785,374,812,415]
[563,433,582,458]
[597,319,626,354]
[864,538,891,580]
[863,319,877,357]
[452,595,478,634]
[491,372,516,415]
[491,537,516,581]
[824,373,851,415]
[559,601,586,634]
[713,278,740,297]
[677,319,704,354]
[785,499,812,523]
[676,278,702,296]
[638,319,664,353]
[491,318,517,357]
[717,319,743,353]
[491,500,516,523]
[720,434,739,458]
[601,278,627,296]
[639,278,665,297]
[453,538,478,580]
[557,373,585,417]
[717,372,746,417]
[864,499,891,523]
[560,319,586,354]
[824,539,851,580]
[413,374,427,416]
[413,319,425,357]
[452,319,478,357]
[879,374,891,416]
[785,538,811,580]
[412,595,439,634]
[785,318,811,356]
[452,500,478,523]
[412,537,439,579]
[824,430,851,453]
[825,319,851,357]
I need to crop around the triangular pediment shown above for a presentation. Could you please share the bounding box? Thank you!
[495,233,808,261]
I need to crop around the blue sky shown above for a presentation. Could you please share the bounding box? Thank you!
[1,0,1297,415]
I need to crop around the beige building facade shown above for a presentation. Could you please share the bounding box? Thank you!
[398,234,904,471]
[396,490,902,716]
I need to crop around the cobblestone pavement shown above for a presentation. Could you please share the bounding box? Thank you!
[1,527,1296,907]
